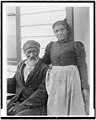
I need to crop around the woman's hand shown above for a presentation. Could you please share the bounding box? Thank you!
[82,89,89,115]
[82,89,89,102]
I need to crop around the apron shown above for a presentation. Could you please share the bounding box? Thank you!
[46,65,86,115]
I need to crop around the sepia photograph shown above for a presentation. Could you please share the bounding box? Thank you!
[1,1,95,118]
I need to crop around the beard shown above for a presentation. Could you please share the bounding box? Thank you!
[27,56,38,66]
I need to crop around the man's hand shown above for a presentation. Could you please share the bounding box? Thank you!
[8,102,26,115]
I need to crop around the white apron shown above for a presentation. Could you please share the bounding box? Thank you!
[46,65,86,115]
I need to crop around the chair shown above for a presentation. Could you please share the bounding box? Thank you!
[7,78,16,100]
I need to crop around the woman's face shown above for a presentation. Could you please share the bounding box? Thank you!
[53,24,68,41]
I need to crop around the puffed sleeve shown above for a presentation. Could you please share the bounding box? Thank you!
[74,41,89,90]
[42,41,53,65]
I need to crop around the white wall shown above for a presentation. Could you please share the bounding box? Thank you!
[74,7,90,83]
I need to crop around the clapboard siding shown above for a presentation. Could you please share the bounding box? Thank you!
[20,6,66,58]
[20,5,66,14]
[21,25,54,36]
[21,10,66,26]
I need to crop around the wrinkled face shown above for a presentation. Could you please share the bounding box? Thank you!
[24,47,39,65]
[53,24,68,41]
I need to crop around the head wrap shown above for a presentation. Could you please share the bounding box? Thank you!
[23,40,40,52]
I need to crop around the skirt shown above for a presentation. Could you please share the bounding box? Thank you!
[46,65,86,115]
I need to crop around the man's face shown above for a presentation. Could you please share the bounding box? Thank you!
[53,24,68,41]
[24,47,39,65]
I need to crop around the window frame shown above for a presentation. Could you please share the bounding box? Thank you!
[7,7,21,66]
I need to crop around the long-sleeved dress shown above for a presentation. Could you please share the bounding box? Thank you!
[7,58,49,116]
[42,40,89,115]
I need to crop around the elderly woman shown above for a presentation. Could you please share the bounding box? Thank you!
[42,19,89,115]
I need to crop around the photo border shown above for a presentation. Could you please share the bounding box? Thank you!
[1,0,95,119]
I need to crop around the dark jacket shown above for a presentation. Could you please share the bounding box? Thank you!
[8,58,49,115]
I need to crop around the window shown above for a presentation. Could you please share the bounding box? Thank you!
[7,7,17,64]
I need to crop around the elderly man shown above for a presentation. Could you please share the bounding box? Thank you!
[7,40,49,116]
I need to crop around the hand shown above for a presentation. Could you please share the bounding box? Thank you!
[7,102,16,115]
[82,89,89,102]
[8,102,26,115]
[82,89,89,115]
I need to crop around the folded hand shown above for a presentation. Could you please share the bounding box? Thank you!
[8,102,26,115]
